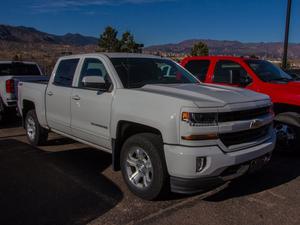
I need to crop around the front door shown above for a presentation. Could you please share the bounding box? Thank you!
[70,57,113,150]
[211,60,252,88]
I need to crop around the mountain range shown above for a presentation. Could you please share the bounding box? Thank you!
[0,24,98,46]
[144,39,300,59]
[1,24,300,60]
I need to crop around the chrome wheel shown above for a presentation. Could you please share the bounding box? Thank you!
[275,123,296,147]
[26,116,36,141]
[125,147,153,189]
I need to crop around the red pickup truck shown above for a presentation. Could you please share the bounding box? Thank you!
[181,56,300,152]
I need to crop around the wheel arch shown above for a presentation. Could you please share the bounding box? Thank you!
[22,100,36,127]
[275,112,300,127]
[112,120,163,171]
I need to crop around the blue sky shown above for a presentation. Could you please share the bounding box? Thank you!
[1,0,299,46]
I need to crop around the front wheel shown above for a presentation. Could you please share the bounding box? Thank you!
[274,122,300,153]
[25,110,48,146]
[120,133,169,200]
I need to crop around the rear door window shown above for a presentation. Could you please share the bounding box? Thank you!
[184,60,210,81]
[53,58,79,87]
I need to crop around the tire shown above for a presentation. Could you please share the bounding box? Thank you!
[120,133,169,200]
[0,98,5,124]
[25,110,48,146]
[274,121,300,153]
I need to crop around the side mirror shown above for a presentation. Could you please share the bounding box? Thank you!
[231,71,252,87]
[239,76,252,87]
[82,76,107,90]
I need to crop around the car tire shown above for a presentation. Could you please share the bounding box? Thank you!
[0,98,5,124]
[120,133,169,200]
[274,122,300,153]
[25,110,48,146]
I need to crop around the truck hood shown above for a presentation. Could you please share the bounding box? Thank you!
[264,81,300,95]
[140,83,269,108]
[262,81,300,105]
[285,81,300,88]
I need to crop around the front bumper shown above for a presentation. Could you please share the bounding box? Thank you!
[170,153,271,194]
[164,131,276,194]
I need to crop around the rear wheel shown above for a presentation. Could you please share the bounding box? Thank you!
[274,122,300,153]
[120,133,169,200]
[0,98,5,124]
[25,110,48,146]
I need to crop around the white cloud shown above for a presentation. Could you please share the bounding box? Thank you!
[31,0,175,12]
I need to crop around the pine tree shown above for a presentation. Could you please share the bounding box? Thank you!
[120,31,143,53]
[190,42,209,56]
[98,26,120,52]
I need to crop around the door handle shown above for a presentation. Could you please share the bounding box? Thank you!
[47,91,54,96]
[72,95,81,100]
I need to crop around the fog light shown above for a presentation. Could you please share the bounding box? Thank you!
[196,157,206,172]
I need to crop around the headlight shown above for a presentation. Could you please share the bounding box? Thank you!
[182,112,218,126]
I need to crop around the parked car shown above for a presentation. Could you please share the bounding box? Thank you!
[181,56,300,152]
[18,53,275,200]
[0,61,48,123]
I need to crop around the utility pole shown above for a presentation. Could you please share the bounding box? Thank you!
[282,0,292,69]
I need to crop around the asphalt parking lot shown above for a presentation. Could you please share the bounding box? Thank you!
[0,118,299,225]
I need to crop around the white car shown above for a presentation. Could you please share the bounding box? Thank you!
[0,61,47,122]
[18,53,275,200]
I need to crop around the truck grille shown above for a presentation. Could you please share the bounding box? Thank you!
[219,124,270,147]
[218,106,270,122]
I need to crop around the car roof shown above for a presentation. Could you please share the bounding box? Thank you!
[182,55,260,62]
[59,53,164,60]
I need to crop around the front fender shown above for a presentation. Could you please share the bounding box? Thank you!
[275,112,300,127]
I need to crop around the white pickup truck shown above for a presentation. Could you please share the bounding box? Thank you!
[18,53,275,200]
[0,61,48,122]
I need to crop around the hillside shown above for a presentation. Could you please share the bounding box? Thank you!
[0,24,99,74]
[144,39,300,59]
[0,24,98,46]
[1,24,300,74]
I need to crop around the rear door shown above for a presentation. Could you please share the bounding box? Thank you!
[184,60,211,82]
[70,57,113,150]
[46,58,80,134]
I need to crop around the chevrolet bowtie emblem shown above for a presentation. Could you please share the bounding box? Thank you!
[250,119,263,129]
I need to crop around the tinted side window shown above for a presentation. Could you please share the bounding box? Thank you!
[78,58,110,88]
[54,59,79,87]
[185,60,210,81]
[0,63,41,76]
[213,60,248,84]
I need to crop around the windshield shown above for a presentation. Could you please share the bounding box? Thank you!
[0,63,41,76]
[110,57,199,88]
[246,60,293,82]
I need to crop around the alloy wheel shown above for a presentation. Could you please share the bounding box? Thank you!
[125,147,153,189]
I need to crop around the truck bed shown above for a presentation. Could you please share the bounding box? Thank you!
[18,81,48,127]
[14,76,49,98]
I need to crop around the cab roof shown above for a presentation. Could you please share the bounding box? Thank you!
[182,55,260,62]
[59,53,164,60]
